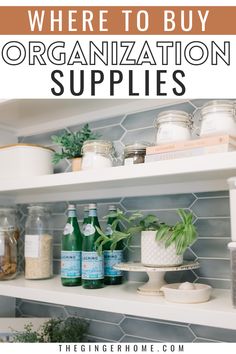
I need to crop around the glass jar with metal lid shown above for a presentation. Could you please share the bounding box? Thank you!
[25,205,53,280]
[197,100,236,137]
[124,143,147,165]
[0,208,18,280]
[81,140,114,170]
[155,110,193,145]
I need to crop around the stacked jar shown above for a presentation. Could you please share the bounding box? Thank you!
[155,110,193,145]
[197,100,236,137]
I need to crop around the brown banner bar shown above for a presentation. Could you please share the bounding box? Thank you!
[0,6,235,35]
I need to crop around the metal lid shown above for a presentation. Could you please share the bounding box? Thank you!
[200,100,235,119]
[155,110,192,127]
[108,205,117,211]
[68,204,76,210]
[124,142,147,155]
[82,140,113,155]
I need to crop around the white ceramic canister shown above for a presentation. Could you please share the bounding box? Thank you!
[198,100,236,137]
[81,140,114,170]
[155,110,193,145]
[0,144,53,179]
[141,230,183,267]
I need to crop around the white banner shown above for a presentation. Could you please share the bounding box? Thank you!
[0,343,236,354]
[0,35,234,99]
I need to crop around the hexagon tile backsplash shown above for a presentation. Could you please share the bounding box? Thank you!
[17,100,234,342]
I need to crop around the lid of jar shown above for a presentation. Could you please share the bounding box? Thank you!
[155,110,192,126]
[82,140,113,154]
[200,100,235,118]
[108,205,117,211]
[68,204,76,210]
[89,203,97,209]
[124,142,149,154]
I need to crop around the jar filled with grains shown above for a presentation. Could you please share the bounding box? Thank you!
[24,205,53,280]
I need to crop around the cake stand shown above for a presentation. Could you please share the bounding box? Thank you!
[114,261,200,296]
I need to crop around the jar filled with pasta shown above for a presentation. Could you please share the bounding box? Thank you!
[24,205,53,280]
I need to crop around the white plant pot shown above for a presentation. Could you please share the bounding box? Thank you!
[141,230,183,267]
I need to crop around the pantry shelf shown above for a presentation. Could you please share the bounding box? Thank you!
[0,151,236,203]
[0,274,234,330]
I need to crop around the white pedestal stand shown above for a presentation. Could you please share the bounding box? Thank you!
[114,261,200,296]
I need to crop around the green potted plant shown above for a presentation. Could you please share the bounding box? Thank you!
[51,124,100,171]
[95,209,197,268]
[144,209,197,267]
[12,317,89,343]
[95,209,143,255]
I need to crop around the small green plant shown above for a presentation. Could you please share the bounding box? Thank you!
[156,209,197,255]
[95,209,143,255]
[12,317,89,343]
[95,209,197,257]
[51,124,100,164]
[138,214,160,231]
[13,323,39,343]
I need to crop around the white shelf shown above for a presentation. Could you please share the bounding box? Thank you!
[0,98,182,136]
[0,152,236,203]
[0,275,235,330]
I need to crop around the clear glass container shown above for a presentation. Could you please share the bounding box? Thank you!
[198,100,236,137]
[0,208,20,242]
[0,208,18,280]
[0,228,17,280]
[24,205,53,280]
[81,140,114,170]
[155,110,193,145]
[124,143,147,165]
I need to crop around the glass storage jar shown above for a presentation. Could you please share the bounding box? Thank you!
[197,100,236,137]
[124,143,147,165]
[0,208,20,242]
[24,205,53,280]
[155,110,193,145]
[81,140,114,170]
[0,228,17,280]
[0,208,18,280]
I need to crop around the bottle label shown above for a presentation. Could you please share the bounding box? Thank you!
[0,235,5,256]
[104,250,123,277]
[82,251,104,280]
[61,251,81,278]
[88,209,97,217]
[83,224,95,236]
[24,235,40,258]
[63,223,74,235]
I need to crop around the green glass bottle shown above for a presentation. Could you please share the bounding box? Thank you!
[82,203,104,289]
[104,205,123,285]
[82,205,89,233]
[61,205,82,286]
